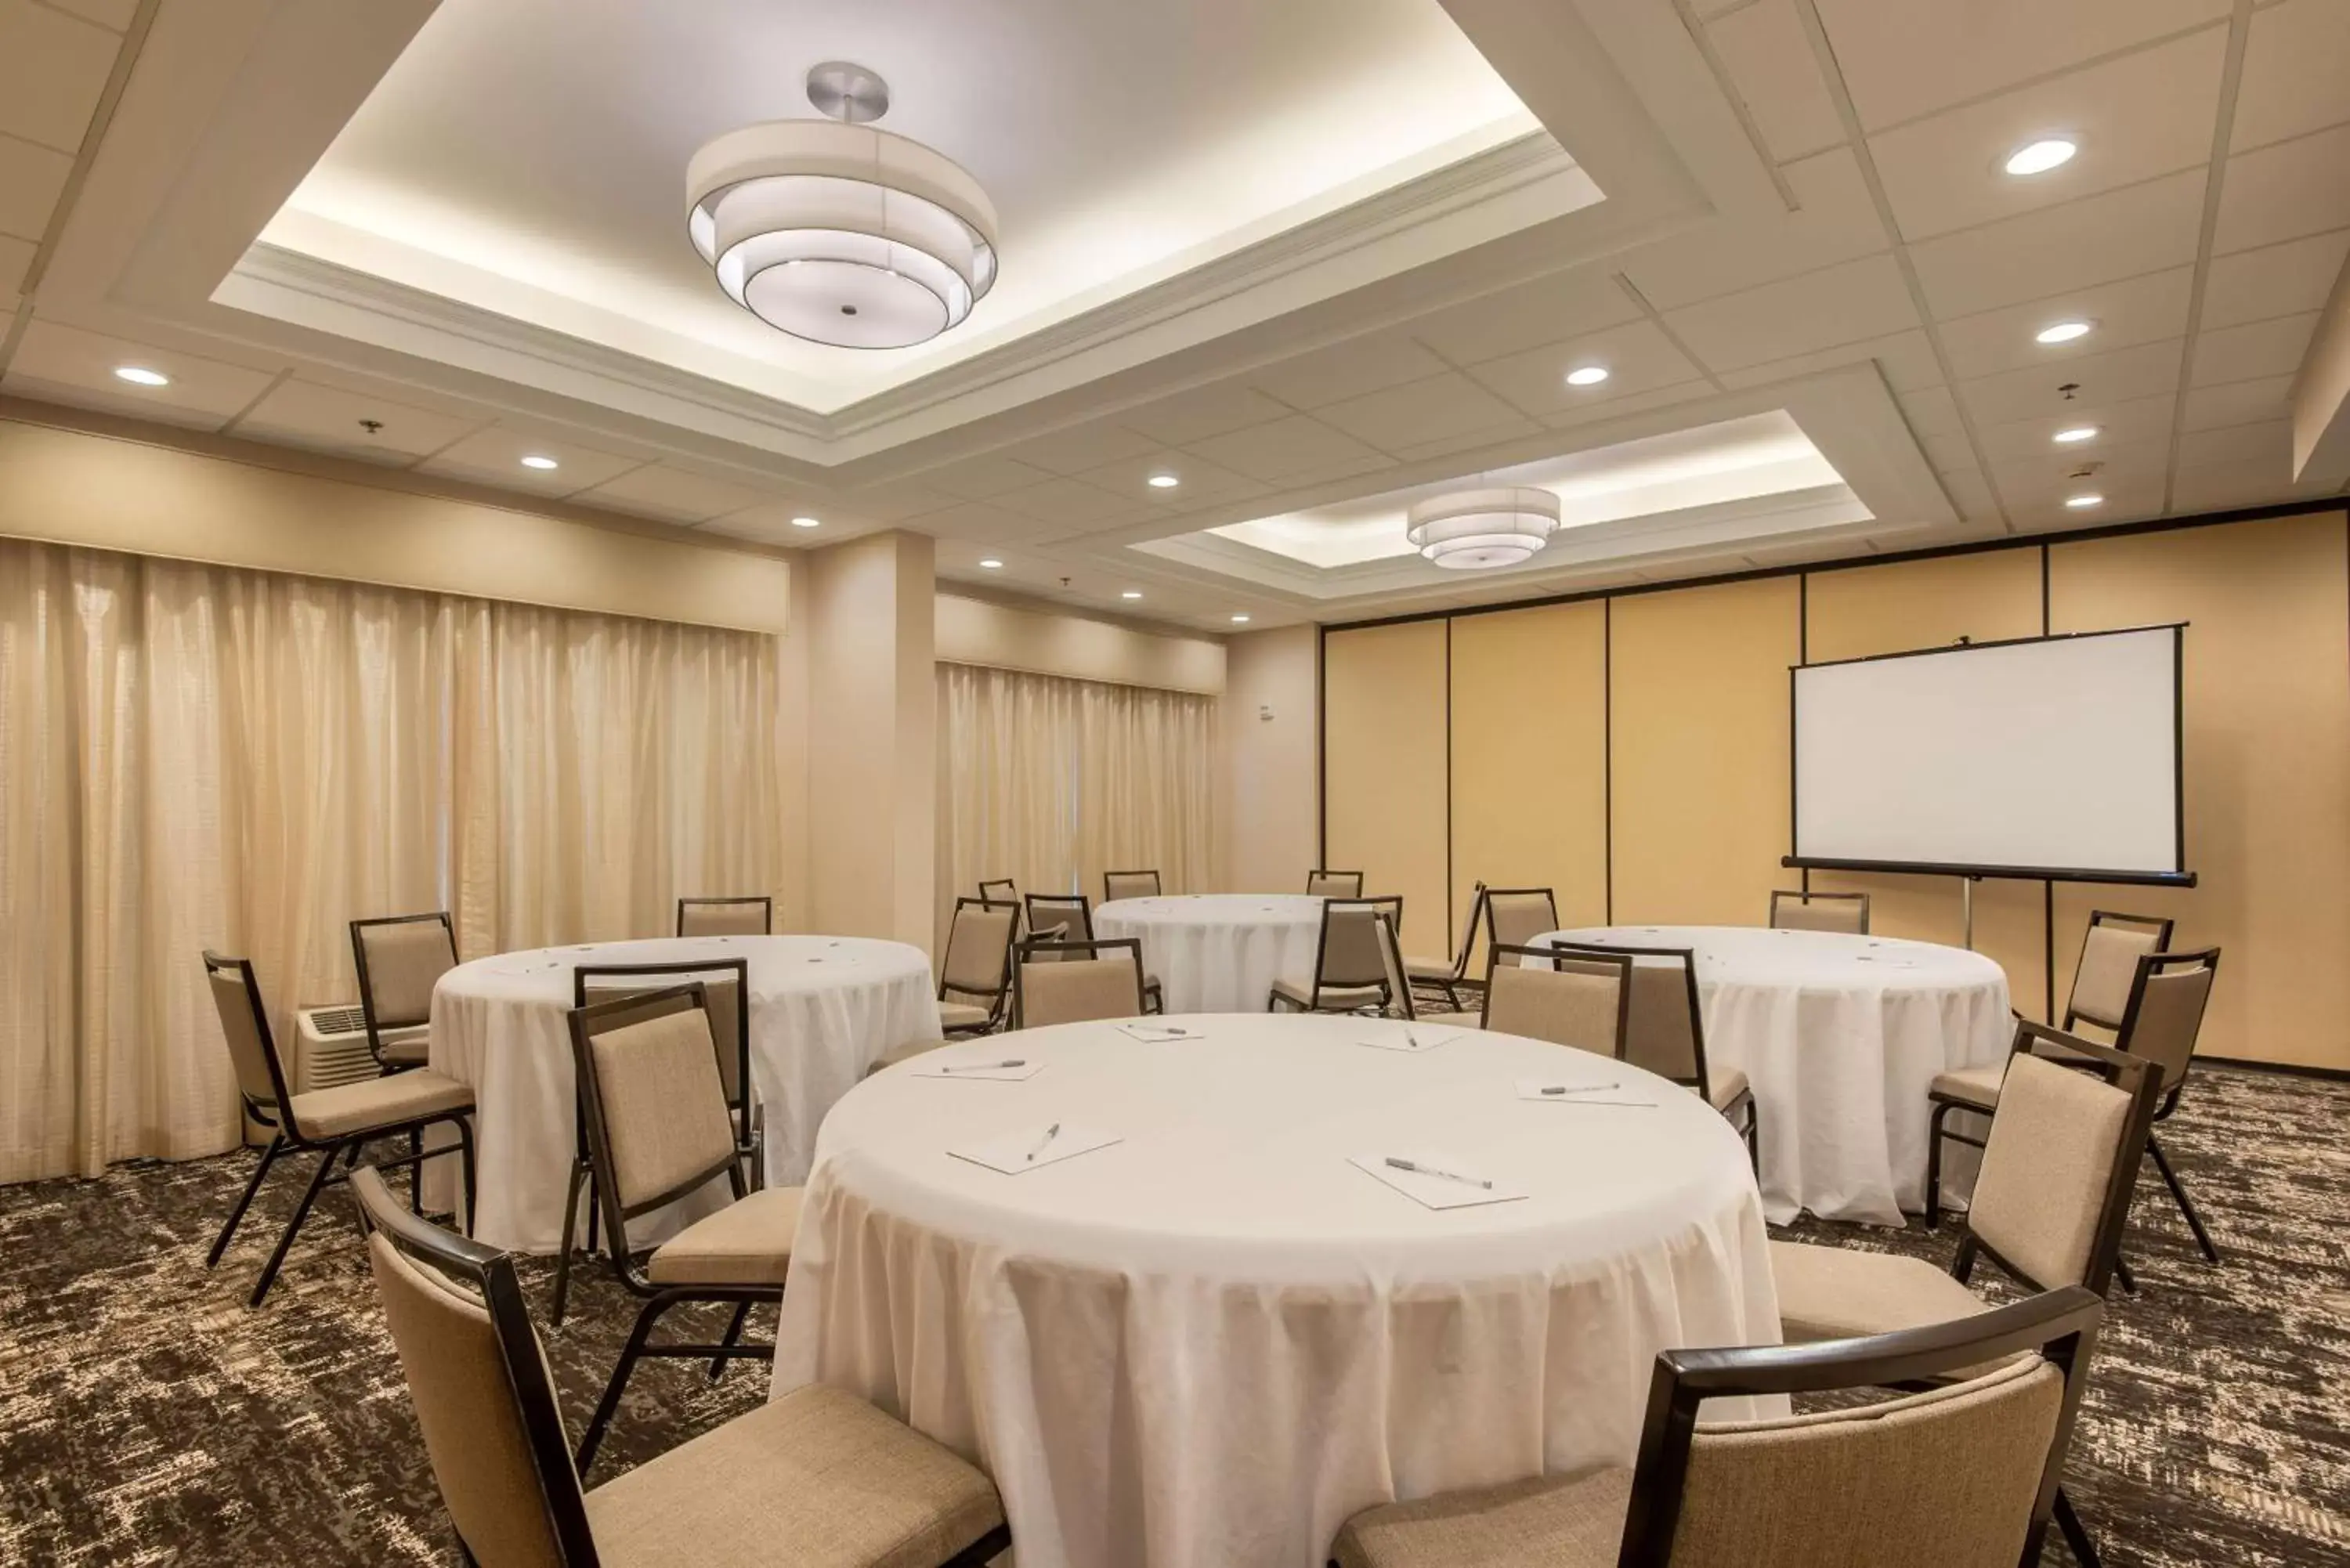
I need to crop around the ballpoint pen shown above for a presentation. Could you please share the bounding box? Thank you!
[1026,1123,1061,1162]
[1383,1155,1491,1190]
[1538,1082,1620,1096]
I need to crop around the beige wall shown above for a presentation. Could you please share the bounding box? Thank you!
[937,592,1225,694]
[1220,625,1320,894]
[1322,620,1451,959]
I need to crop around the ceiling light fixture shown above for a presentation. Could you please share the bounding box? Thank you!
[2036,320,2093,345]
[2052,425,2100,445]
[519,454,560,470]
[978,558,1003,569]
[2003,138,2077,177]
[790,515,822,529]
[1564,365,1611,387]
[113,366,171,386]
[1121,590,1144,600]
[1146,473,1181,490]
[2065,493,2104,509]
[1406,486,1561,570]
[1230,613,1252,623]
[687,63,998,350]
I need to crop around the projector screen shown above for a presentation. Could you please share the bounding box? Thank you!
[1789,625,2189,883]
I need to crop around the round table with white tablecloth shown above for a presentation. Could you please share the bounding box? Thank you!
[770,1012,1778,1568]
[425,934,940,1252]
[1093,893,1325,1013]
[1542,925,2012,1227]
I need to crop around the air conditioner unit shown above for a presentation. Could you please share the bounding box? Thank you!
[241,1005,424,1143]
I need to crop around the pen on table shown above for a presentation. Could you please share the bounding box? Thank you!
[1538,1082,1621,1097]
[1026,1123,1061,1162]
[939,1059,1026,1073]
[1404,1028,1423,1050]
[1384,1155,1491,1190]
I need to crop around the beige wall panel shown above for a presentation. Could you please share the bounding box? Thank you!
[1323,620,1451,958]
[1803,549,2051,1018]
[1449,602,1607,970]
[2049,511,2350,1069]
[1611,576,1801,925]
[1220,627,1321,893]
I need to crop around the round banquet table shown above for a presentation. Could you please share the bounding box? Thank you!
[1093,893,1325,1013]
[771,1012,1779,1568]
[424,934,940,1252]
[1542,925,2012,1227]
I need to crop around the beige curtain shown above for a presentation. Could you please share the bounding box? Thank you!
[936,661,1216,927]
[0,539,784,1182]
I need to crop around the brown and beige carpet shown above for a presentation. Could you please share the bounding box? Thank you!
[2,1064,2345,1566]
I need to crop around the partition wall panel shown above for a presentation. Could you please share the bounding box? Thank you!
[1609,576,1799,926]
[1449,602,1607,966]
[2048,511,2350,1069]
[1321,620,1452,959]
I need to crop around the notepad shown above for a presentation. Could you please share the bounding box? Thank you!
[1357,1028,1455,1054]
[1349,1151,1527,1211]
[910,1059,1043,1082]
[1516,1078,1656,1107]
[949,1125,1122,1175]
[1116,1022,1200,1042]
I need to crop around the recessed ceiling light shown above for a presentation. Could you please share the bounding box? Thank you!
[113,365,170,387]
[1121,590,1144,600]
[978,558,1003,569]
[2035,320,2093,345]
[790,515,821,529]
[1564,365,1611,387]
[2065,493,2104,509]
[2052,425,2100,445]
[1146,473,1180,490]
[519,453,560,470]
[2003,138,2077,177]
[1230,613,1251,623]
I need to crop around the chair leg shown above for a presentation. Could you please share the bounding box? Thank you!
[1924,1101,1950,1229]
[2113,1252,2137,1295]
[709,1299,753,1382]
[453,1117,478,1237]
[551,1160,589,1328]
[2146,1134,2221,1263]
[577,1296,677,1473]
[250,1147,338,1308]
[2052,1486,2102,1568]
[209,1133,284,1268]
[1744,1104,1760,1177]
[408,1127,423,1216]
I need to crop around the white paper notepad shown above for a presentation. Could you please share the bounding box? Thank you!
[1348,1151,1527,1211]
[1357,1028,1458,1055]
[949,1125,1122,1175]
[1116,1023,1202,1043]
[910,1057,1042,1082]
[1515,1078,1657,1107]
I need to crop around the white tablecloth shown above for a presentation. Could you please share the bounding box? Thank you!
[425,934,939,1252]
[772,1012,1778,1568]
[1094,894,1325,1013]
[1544,926,2012,1227]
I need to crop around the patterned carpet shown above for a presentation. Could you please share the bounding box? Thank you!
[2,1066,2345,1566]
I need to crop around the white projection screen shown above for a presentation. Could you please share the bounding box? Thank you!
[1791,626,2188,882]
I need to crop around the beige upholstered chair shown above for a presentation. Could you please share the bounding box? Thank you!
[676,895,773,938]
[1330,1287,2105,1568]
[938,896,1019,1036]
[1553,939,1757,1170]
[1767,889,1870,934]
[349,910,457,1071]
[1014,936,1149,1028]
[2062,909,2175,1036]
[1103,869,1162,901]
[566,984,806,1470]
[1373,912,1417,1021]
[349,1165,1011,1568]
[202,950,476,1308]
[1405,881,1485,1010]
[1024,891,1161,1011]
[1270,896,1403,1013]
[1482,887,1560,951]
[1478,943,1632,1058]
[1307,869,1364,898]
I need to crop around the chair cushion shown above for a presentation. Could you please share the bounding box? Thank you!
[1332,1466,1631,1568]
[646,1187,803,1287]
[1708,1066,1752,1112]
[1270,978,1384,1010]
[1929,1062,2005,1111]
[291,1069,474,1139]
[1405,957,1456,981]
[585,1382,1004,1568]
[1769,1239,1990,1343]
[937,1001,996,1031]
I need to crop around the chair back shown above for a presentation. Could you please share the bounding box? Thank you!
[1767,890,1869,934]
[977,880,1024,940]
[1483,887,1560,950]
[1966,1024,2161,1296]
[573,959,751,1128]
[351,1166,598,1568]
[1373,912,1416,1021]
[2113,948,2219,1101]
[941,898,1018,1004]
[1025,892,1094,949]
[1448,882,1488,975]
[1480,943,1632,1057]
[1615,1288,2103,1568]
[1554,941,1710,1094]
[2066,909,2173,1030]
[1103,869,1162,902]
[675,895,772,938]
[1015,938,1148,1027]
[1307,869,1364,898]
[203,951,296,1118]
[351,911,458,1030]
[567,986,741,1259]
[1315,897,1402,993]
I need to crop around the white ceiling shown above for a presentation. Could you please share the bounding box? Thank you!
[2,0,2346,635]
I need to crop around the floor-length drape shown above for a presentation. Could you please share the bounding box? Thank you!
[0,538,785,1182]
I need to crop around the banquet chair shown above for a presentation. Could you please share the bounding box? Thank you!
[2052,909,2176,1038]
[1406,880,1485,1011]
[1374,912,1417,1021]
[1331,1286,2105,1568]
[348,1166,1011,1568]
[1013,936,1149,1028]
[1553,940,1757,1172]
[870,899,1018,1075]
[1307,869,1364,898]
[1482,887,1560,951]
[201,950,476,1308]
[676,895,772,938]
[1026,891,1162,1011]
[566,984,807,1471]
[1478,942,1632,1059]
[1270,896,1403,1013]
[551,958,757,1328]
[349,910,457,1072]
[1767,889,1870,934]
[1104,869,1162,901]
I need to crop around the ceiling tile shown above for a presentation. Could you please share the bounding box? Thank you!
[2180,374,2294,432]
[1408,269,1643,367]
[38,0,134,28]
[1954,338,2185,426]
[703,503,837,546]
[993,422,1163,477]
[1811,0,2232,132]
[838,481,959,522]
[1540,380,1721,432]
[1969,391,2179,462]
[1185,415,1392,486]
[0,233,31,300]
[1117,383,1293,447]
[1896,385,1967,439]
[2006,472,2168,533]
[2169,455,2309,512]
[2,319,278,429]
[2199,229,2350,330]
[1247,332,1452,410]
[2230,0,2350,152]
[576,464,768,524]
[2189,310,2319,385]
[415,428,642,496]
[0,131,71,242]
[230,376,483,464]
[1074,449,1266,511]
[1458,318,1706,417]
[1621,146,1889,311]
[1935,267,2194,380]
[0,2,117,153]
[1990,435,2171,504]
[1867,27,2225,243]
[2214,123,2350,255]
[918,454,1061,501]
[1908,168,2206,318]
[1707,0,1847,163]
[1936,465,2004,524]
[1921,429,1979,473]
[1693,0,1759,16]
[905,499,1058,544]
[2177,417,2294,471]
[1312,371,1535,452]
[1382,415,1545,465]
[1662,253,1918,373]
[1716,328,1947,392]
[991,477,1155,530]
